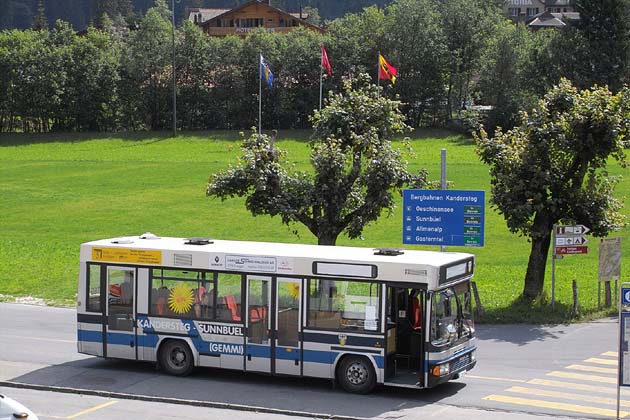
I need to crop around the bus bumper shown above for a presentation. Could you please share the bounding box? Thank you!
[427,347,476,388]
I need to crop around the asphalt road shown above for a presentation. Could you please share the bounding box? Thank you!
[0,303,625,420]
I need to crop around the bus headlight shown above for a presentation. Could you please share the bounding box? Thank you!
[432,364,450,377]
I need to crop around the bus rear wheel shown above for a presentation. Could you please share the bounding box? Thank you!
[160,340,194,376]
[337,356,376,394]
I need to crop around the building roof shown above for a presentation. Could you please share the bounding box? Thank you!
[187,7,231,24]
[188,2,310,25]
[527,10,578,27]
[543,0,573,6]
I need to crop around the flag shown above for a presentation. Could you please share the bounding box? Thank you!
[379,54,397,84]
[321,44,332,76]
[260,54,273,88]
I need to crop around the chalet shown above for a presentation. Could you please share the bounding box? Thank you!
[504,0,576,24]
[187,0,325,37]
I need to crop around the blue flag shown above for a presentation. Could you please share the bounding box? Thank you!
[260,55,273,88]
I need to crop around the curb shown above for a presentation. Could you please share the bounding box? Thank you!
[0,380,368,420]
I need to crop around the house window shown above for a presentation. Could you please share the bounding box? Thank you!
[526,7,539,16]
[508,7,521,17]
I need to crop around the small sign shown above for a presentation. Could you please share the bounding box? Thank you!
[555,236,588,246]
[622,288,630,306]
[92,247,162,265]
[599,237,622,283]
[555,246,588,255]
[555,225,591,235]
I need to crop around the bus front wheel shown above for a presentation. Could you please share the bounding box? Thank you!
[337,355,376,394]
[159,340,194,376]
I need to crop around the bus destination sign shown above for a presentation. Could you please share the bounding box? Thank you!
[403,190,485,247]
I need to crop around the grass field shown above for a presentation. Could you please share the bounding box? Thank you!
[0,129,627,323]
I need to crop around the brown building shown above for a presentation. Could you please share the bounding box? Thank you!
[187,0,325,37]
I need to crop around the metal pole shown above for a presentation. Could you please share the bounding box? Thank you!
[441,148,447,252]
[552,225,556,311]
[319,57,323,111]
[617,287,623,420]
[171,0,177,137]
[259,54,262,136]
[377,51,380,96]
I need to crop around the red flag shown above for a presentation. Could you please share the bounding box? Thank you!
[321,44,332,76]
[378,54,397,84]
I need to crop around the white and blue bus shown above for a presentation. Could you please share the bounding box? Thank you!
[77,233,477,393]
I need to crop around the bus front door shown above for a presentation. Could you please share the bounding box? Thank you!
[245,275,271,373]
[105,266,136,360]
[274,278,301,376]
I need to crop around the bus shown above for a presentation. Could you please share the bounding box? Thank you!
[77,233,477,394]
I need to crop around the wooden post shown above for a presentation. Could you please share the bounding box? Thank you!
[605,281,612,307]
[471,281,484,317]
[572,279,579,317]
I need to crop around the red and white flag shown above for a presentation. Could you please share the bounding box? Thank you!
[321,44,332,76]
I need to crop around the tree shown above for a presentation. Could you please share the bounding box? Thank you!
[207,74,428,245]
[384,0,448,126]
[33,0,48,30]
[475,79,629,300]
[119,6,172,130]
[478,22,540,131]
[571,0,630,91]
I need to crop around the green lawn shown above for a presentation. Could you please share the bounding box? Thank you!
[0,129,627,322]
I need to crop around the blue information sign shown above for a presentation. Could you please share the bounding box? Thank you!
[623,288,630,305]
[403,189,485,246]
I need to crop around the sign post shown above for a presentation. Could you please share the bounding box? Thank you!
[551,224,590,310]
[617,283,630,419]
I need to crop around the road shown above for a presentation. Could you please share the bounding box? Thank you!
[0,303,625,420]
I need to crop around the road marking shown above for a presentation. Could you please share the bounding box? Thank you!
[586,357,618,366]
[0,333,75,344]
[505,386,630,407]
[528,378,630,395]
[66,401,118,419]
[602,351,618,357]
[483,394,628,417]
[566,364,617,375]
[465,374,527,383]
[547,371,617,384]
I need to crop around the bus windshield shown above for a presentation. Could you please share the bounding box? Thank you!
[430,281,474,347]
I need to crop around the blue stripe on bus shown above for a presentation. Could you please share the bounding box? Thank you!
[247,343,271,358]
[78,330,385,368]
[78,329,102,343]
[275,347,300,361]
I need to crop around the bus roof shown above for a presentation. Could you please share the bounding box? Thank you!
[81,234,475,289]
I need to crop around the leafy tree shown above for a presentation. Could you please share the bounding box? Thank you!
[33,0,48,30]
[571,0,630,91]
[327,6,387,78]
[475,79,629,300]
[437,0,502,120]
[176,20,212,129]
[384,0,448,126]
[119,5,172,130]
[207,74,428,245]
[478,23,540,131]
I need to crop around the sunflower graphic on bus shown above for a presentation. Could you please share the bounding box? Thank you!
[168,284,194,314]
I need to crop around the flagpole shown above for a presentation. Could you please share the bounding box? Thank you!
[377,51,381,97]
[259,54,262,136]
[319,57,323,111]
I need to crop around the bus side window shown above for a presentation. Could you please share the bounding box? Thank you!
[87,264,102,312]
[216,273,242,322]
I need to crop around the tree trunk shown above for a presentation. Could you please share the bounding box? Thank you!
[317,234,336,246]
[522,214,553,300]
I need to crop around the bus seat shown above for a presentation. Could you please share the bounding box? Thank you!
[226,294,241,321]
